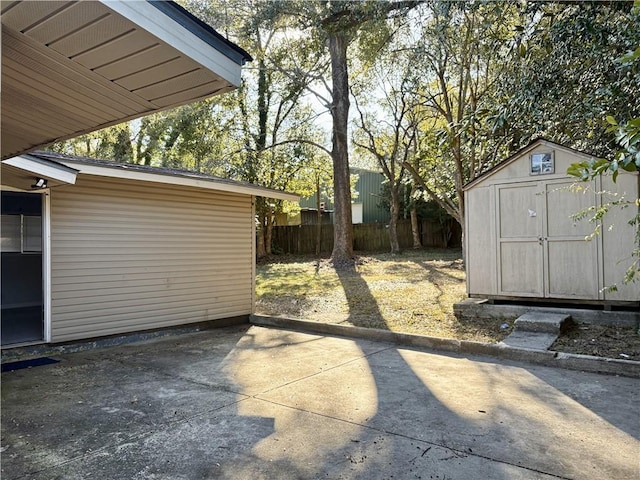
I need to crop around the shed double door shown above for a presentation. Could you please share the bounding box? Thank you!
[496,180,600,299]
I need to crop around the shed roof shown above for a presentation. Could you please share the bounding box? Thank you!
[1,0,252,159]
[1,151,299,202]
[463,139,595,191]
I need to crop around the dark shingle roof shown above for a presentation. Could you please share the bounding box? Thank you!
[150,1,253,65]
[28,151,297,200]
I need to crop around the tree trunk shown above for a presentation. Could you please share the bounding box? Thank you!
[388,184,401,254]
[256,217,267,259]
[441,218,452,248]
[315,174,322,257]
[328,31,354,266]
[265,212,274,256]
[410,206,421,249]
[409,184,422,249]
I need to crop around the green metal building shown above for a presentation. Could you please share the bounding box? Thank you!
[292,168,389,225]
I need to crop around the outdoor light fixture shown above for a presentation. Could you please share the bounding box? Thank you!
[32,177,47,189]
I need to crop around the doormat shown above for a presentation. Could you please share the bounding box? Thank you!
[2,357,59,372]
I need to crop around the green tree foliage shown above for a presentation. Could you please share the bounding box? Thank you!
[497,1,640,156]
[50,123,133,162]
[364,1,638,245]
[205,0,330,257]
[566,0,640,284]
[352,58,416,254]
[388,2,521,235]
[255,0,420,266]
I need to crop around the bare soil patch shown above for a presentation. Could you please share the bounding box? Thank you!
[552,323,640,360]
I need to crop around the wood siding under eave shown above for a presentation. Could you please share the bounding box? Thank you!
[49,175,253,342]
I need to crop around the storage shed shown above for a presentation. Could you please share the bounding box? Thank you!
[464,139,639,304]
[1,152,298,346]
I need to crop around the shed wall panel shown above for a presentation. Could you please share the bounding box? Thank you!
[601,173,640,301]
[466,186,496,295]
[499,242,543,296]
[49,175,253,342]
[546,240,599,298]
[543,180,600,300]
[498,184,540,238]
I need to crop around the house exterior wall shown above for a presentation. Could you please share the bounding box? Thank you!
[49,174,253,342]
[465,141,639,303]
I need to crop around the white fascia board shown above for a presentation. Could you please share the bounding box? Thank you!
[2,156,78,185]
[100,0,242,86]
[62,162,300,202]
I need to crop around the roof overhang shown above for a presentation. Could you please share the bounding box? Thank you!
[1,0,251,159]
[1,153,300,202]
[1,155,78,190]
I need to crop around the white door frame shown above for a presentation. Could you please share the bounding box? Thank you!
[43,190,52,342]
[0,186,51,344]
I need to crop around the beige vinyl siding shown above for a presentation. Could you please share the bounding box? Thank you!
[49,175,253,342]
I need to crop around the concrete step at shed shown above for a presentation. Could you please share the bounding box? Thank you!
[513,312,571,334]
[500,331,559,350]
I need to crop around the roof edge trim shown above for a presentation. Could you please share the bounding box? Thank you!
[148,1,252,65]
[99,0,247,86]
[58,159,300,202]
[3,155,79,185]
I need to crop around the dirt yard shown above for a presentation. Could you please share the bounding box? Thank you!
[552,323,640,360]
[255,250,640,359]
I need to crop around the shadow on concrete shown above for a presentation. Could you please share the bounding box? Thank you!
[410,256,639,442]
[526,363,640,442]
[330,263,637,479]
[333,264,516,479]
[1,326,289,479]
[2,313,638,479]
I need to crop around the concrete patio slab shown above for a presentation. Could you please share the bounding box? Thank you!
[2,325,638,480]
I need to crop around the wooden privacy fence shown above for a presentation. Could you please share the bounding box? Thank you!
[269,219,462,255]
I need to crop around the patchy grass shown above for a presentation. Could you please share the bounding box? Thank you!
[256,250,510,343]
[256,250,640,358]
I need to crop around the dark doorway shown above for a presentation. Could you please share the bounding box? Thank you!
[1,191,44,345]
